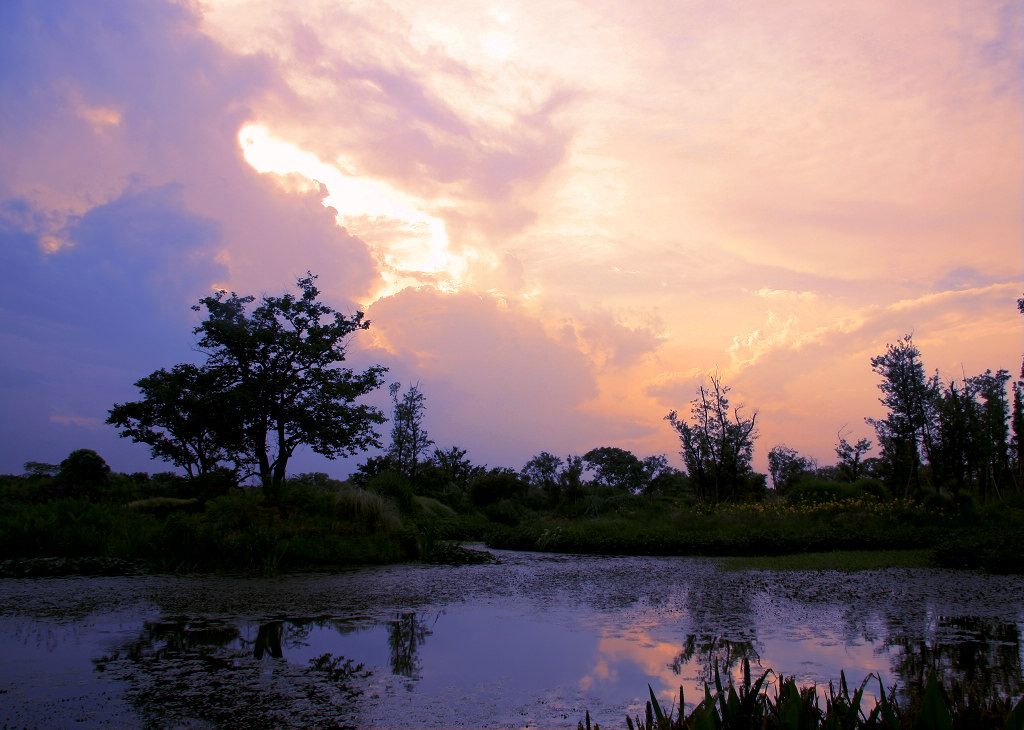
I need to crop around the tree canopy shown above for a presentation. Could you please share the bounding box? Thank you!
[665,374,759,504]
[108,273,387,499]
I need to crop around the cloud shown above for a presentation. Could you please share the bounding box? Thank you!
[50,415,103,429]
[200,0,576,249]
[0,0,384,471]
[727,313,803,371]
[364,287,628,465]
[752,289,818,305]
[567,309,665,369]
[0,0,1020,477]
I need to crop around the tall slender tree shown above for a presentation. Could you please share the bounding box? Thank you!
[665,374,758,504]
[387,382,433,480]
[866,335,938,498]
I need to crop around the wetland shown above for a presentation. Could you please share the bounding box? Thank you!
[2,549,1022,728]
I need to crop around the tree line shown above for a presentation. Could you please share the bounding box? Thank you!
[105,274,1024,510]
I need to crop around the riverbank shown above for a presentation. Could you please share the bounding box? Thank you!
[484,497,1024,574]
[4,465,1023,574]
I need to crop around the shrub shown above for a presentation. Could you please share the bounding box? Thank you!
[365,470,415,513]
[55,449,110,499]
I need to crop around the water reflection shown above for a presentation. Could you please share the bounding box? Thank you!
[1,557,1022,728]
[387,612,433,679]
[886,616,1023,699]
[670,633,762,684]
[91,617,372,728]
[253,620,284,659]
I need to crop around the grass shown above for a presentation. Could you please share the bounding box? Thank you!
[721,549,935,572]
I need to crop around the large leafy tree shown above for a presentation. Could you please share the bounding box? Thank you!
[582,446,672,494]
[109,274,387,499]
[1013,293,1024,491]
[665,374,758,504]
[108,363,243,478]
[521,451,564,505]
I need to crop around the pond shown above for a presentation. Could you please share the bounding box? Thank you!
[1,549,1022,728]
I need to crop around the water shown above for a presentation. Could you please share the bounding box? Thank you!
[1,550,1022,728]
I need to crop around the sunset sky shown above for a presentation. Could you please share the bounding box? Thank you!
[1,0,1021,479]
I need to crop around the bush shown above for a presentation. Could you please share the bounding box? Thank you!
[365,470,415,513]
[55,449,110,499]
[484,498,525,526]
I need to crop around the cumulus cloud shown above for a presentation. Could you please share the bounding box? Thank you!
[363,287,624,465]
[727,312,803,371]
[0,0,1019,476]
[0,0,383,470]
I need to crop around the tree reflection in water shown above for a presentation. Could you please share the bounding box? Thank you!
[93,617,370,728]
[387,611,434,679]
[672,574,762,684]
[885,615,1022,700]
[670,633,762,684]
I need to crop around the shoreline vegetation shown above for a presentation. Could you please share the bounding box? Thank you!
[582,662,1024,730]
[2,456,1023,576]
[2,282,1022,576]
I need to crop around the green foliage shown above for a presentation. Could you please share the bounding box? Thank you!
[0,451,416,571]
[589,666,1024,730]
[490,496,961,559]
[365,470,416,513]
[786,480,865,505]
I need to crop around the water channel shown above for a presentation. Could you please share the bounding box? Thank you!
[1,549,1022,728]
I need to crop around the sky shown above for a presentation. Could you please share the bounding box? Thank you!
[1,0,1021,479]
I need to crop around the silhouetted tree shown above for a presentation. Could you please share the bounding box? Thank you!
[468,468,526,508]
[834,431,873,482]
[110,274,387,501]
[866,335,938,498]
[427,446,480,487]
[56,448,110,498]
[665,374,758,504]
[583,446,644,492]
[108,364,243,478]
[1012,381,1024,491]
[522,451,563,505]
[1013,293,1024,490]
[387,382,433,480]
[558,454,587,505]
[969,369,1013,500]
[767,444,814,493]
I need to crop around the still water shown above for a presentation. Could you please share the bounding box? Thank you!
[1,549,1022,728]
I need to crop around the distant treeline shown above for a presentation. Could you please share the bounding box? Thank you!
[1,279,1021,573]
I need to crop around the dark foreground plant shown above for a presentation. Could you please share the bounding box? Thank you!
[579,660,1024,730]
